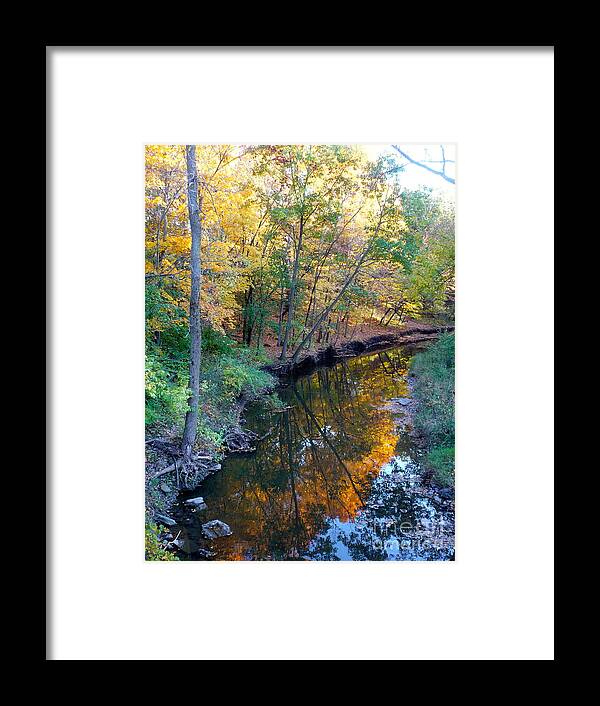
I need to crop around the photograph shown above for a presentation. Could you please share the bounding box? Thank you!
[145,144,456,561]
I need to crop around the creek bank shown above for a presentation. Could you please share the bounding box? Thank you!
[263,323,454,379]
[145,394,267,550]
[403,334,455,490]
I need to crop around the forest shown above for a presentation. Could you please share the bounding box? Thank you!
[145,144,455,560]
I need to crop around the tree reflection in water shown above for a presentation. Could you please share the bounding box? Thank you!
[175,345,454,560]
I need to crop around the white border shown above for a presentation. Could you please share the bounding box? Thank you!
[49,48,554,660]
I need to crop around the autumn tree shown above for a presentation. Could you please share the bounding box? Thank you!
[181,145,203,461]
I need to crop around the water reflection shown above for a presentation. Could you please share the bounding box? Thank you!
[174,345,454,560]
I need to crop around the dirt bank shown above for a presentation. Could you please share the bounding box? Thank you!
[263,322,454,378]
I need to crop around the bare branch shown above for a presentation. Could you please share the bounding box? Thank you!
[391,145,455,184]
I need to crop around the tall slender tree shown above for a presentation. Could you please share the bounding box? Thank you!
[181,145,203,461]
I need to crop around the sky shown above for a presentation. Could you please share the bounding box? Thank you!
[361,144,456,201]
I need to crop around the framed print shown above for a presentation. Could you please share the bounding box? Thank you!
[48,46,554,660]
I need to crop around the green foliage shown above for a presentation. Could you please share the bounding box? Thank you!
[196,419,225,451]
[145,319,274,438]
[221,356,273,399]
[426,445,455,487]
[191,349,275,451]
[145,522,179,561]
[145,351,188,426]
[400,188,439,235]
[410,334,455,486]
[399,190,455,318]
[145,284,188,357]
[201,327,236,355]
[205,346,275,401]
[146,322,276,452]
[411,333,454,445]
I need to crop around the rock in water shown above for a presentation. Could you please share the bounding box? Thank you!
[155,513,177,526]
[185,496,208,510]
[390,397,412,406]
[202,519,232,538]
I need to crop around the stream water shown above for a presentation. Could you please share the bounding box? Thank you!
[173,343,455,560]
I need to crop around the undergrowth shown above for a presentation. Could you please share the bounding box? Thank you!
[410,333,455,487]
[145,323,275,452]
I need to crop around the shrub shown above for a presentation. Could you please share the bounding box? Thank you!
[145,351,188,426]
[145,522,179,561]
[220,354,275,399]
[201,327,236,355]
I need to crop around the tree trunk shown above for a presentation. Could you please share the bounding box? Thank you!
[281,217,303,359]
[275,283,285,346]
[255,311,264,351]
[245,286,254,345]
[181,145,203,461]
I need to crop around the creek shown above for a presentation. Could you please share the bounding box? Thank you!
[172,343,454,560]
